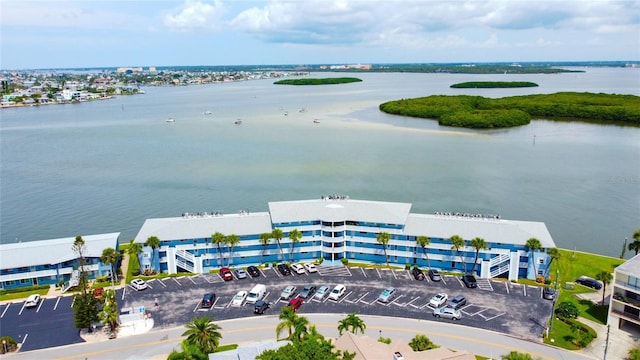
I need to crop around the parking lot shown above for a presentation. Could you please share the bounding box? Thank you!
[0,265,553,352]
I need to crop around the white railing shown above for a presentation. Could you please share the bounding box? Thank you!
[489,253,510,267]
[175,249,195,263]
[490,264,511,278]
[175,258,194,273]
[62,270,80,293]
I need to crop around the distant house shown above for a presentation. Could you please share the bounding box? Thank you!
[0,233,120,291]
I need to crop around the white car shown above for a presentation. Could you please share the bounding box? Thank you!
[232,291,247,306]
[328,284,346,301]
[280,285,297,300]
[290,263,305,275]
[303,263,318,273]
[25,294,41,308]
[130,279,148,291]
[429,293,448,308]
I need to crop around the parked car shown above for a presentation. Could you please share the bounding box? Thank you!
[254,300,270,314]
[246,284,267,304]
[288,297,303,312]
[575,276,602,290]
[280,285,297,300]
[232,291,247,306]
[93,287,104,299]
[447,295,467,310]
[220,267,233,281]
[247,265,260,278]
[411,267,425,280]
[543,287,556,300]
[130,279,148,291]
[201,293,215,308]
[304,263,318,273]
[299,285,317,299]
[462,275,477,288]
[235,269,248,279]
[25,294,41,308]
[429,293,448,308]
[290,263,305,275]
[428,269,442,282]
[377,287,397,303]
[433,306,462,320]
[329,284,346,301]
[315,285,330,300]
[277,263,291,276]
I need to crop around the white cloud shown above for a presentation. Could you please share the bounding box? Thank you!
[163,0,226,31]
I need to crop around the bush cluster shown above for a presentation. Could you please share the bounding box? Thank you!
[274,77,362,85]
[450,81,538,88]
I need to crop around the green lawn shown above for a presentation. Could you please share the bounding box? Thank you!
[0,287,50,302]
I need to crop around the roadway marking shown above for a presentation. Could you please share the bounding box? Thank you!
[376,268,381,278]
[368,297,379,305]
[121,287,126,301]
[71,296,75,308]
[405,296,421,307]
[192,301,200,313]
[389,295,404,307]
[53,296,61,311]
[1,304,9,318]
[172,278,182,286]
[523,285,527,297]
[338,291,352,304]
[361,268,367,277]
[259,268,267,277]
[188,277,197,285]
[36,298,44,312]
[391,270,397,280]
[213,297,225,309]
[441,276,447,285]
[505,282,509,294]
[19,303,25,315]
[482,312,506,321]
[466,307,489,316]
[356,292,369,303]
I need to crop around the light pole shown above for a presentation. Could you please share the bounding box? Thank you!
[549,269,560,333]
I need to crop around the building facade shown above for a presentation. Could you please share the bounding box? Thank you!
[0,233,120,290]
[134,198,555,281]
[608,253,640,332]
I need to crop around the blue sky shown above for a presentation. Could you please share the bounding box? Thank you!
[1,0,639,69]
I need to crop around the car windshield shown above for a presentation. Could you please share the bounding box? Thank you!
[332,288,340,293]
[382,290,390,296]
[318,288,326,294]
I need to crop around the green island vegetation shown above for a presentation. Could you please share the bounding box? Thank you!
[379,92,640,129]
[274,77,362,85]
[450,81,538,88]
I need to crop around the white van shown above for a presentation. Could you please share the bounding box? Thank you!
[246,284,266,304]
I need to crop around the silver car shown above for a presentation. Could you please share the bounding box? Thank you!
[377,286,397,303]
[315,285,330,300]
[433,306,462,320]
[280,285,297,300]
[235,269,248,279]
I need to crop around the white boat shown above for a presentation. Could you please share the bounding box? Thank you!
[234,119,242,125]
[204,110,212,115]
[166,117,175,123]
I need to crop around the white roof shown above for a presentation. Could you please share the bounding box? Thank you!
[616,254,640,276]
[0,233,120,270]
[134,212,273,243]
[404,214,555,248]
[268,199,412,224]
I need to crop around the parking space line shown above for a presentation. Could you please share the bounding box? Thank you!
[405,296,421,307]
[1,304,9,318]
[53,296,61,311]
[356,292,369,303]
[259,268,267,277]
[71,296,75,308]
[361,268,366,277]
[419,302,431,310]
[376,268,381,279]
[483,312,506,321]
[263,292,271,303]
[441,276,447,285]
[455,277,464,287]
[467,307,489,316]
[523,285,527,297]
[36,298,44,312]
[192,301,200,313]
[121,287,126,301]
[272,268,281,278]
[368,297,378,305]
[18,303,25,315]
[505,282,509,294]
[173,278,182,286]
[188,277,197,285]
[339,291,353,304]
[389,295,404,307]
[392,270,397,280]
[213,297,225,309]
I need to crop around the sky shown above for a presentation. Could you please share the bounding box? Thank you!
[1,0,639,70]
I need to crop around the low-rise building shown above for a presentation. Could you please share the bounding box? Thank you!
[0,233,120,291]
[608,253,640,333]
[133,198,555,280]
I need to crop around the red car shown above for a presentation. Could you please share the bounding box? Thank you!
[93,287,104,299]
[220,267,233,281]
[288,297,303,312]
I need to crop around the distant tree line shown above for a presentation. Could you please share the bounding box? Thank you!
[450,81,538,88]
[379,92,640,129]
[274,77,362,85]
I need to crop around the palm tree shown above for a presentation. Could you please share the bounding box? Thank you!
[100,289,119,331]
[211,232,226,267]
[547,248,560,267]
[100,247,120,284]
[225,234,240,266]
[628,235,640,256]
[288,229,302,263]
[276,306,298,340]
[449,235,465,273]
[182,316,222,354]
[144,236,161,271]
[595,271,613,306]
[416,236,431,269]
[470,237,486,275]
[292,315,310,341]
[376,232,391,266]
[127,239,143,274]
[525,238,543,279]
[272,229,285,262]
[337,313,366,335]
[259,233,272,264]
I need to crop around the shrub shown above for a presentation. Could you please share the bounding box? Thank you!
[378,337,391,344]
[404,264,411,270]
[0,336,17,354]
[408,334,438,351]
[341,258,349,265]
[556,301,579,319]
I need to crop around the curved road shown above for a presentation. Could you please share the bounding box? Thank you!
[12,314,595,360]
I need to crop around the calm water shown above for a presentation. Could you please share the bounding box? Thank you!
[1,68,639,258]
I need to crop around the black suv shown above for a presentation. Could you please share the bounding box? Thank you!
[411,267,425,280]
[462,275,477,288]
[575,277,602,290]
[254,300,270,314]
[447,295,467,310]
[247,265,260,278]
[428,269,442,282]
[201,293,215,308]
[277,263,291,276]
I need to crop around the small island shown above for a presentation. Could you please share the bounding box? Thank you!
[274,77,362,85]
[379,92,640,129]
[450,81,538,88]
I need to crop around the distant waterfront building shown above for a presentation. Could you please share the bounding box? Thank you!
[608,254,640,333]
[0,233,120,291]
[133,198,555,280]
